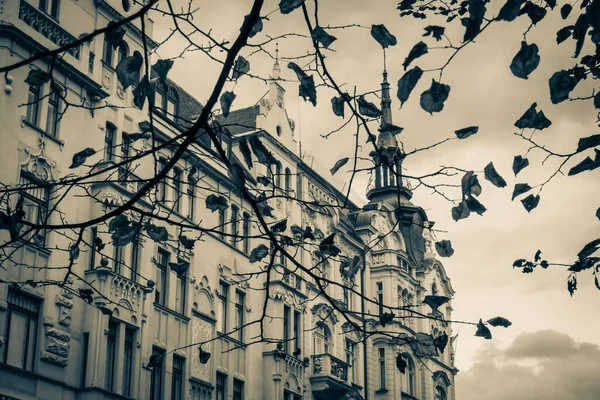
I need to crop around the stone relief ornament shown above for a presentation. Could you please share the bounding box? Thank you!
[20,138,58,181]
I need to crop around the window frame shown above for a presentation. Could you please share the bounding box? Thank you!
[2,290,40,372]
[378,347,386,389]
[242,212,250,254]
[26,84,41,126]
[174,258,188,315]
[216,372,227,400]
[122,327,135,397]
[102,37,114,68]
[155,249,169,307]
[105,319,118,391]
[283,305,290,353]
[376,281,384,317]
[45,88,61,138]
[104,123,117,162]
[233,378,244,400]
[19,173,50,245]
[293,310,301,354]
[150,347,165,400]
[235,290,245,341]
[171,355,184,400]
[172,167,182,213]
[217,282,229,334]
[230,205,239,247]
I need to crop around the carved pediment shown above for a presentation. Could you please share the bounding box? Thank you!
[20,138,58,181]
[311,302,338,325]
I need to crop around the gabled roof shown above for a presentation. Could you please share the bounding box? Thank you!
[215,105,261,135]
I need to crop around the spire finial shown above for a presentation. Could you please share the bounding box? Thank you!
[275,43,279,64]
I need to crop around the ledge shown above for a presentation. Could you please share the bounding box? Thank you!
[21,117,65,148]
[153,303,190,323]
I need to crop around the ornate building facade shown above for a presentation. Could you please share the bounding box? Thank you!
[0,1,457,399]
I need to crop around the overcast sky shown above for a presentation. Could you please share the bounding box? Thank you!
[151,0,600,395]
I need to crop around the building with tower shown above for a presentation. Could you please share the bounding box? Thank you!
[0,1,457,399]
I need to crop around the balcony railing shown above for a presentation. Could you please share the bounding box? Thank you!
[18,0,80,59]
[312,353,349,382]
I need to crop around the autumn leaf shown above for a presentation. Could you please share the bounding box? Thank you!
[560,4,572,19]
[568,156,598,176]
[319,233,340,257]
[461,171,482,198]
[179,235,195,250]
[145,224,168,242]
[434,333,449,353]
[116,51,143,90]
[435,240,454,257]
[70,148,96,168]
[512,183,532,200]
[403,41,428,70]
[109,214,130,232]
[514,103,552,130]
[249,136,278,165]
[451,200,470,221]
[220,91,236,118]
[466,196,487,215]
[549,70,578,104]
[510,41,540,80]
[298,75,317,106]
[133,75,151,109]
[238,138,253,169]
[521,194,540,212]
[567,273,577,296]
[249,244,269,263]
[25,69,51,86]
[105,21,126,47]
[396,353,407,373]
[205,194,228,212]
[512,155,529,176]
[271,219,288,234]
[521,1,546,25]
[371,24,397,48]
[69,243,80,261]
[484,162,507,188]
[331,96,345,118]
[228,163,246,195]
[397,67,423,108]
[497,0,521,21]
[577,238,600,259]
[420,80,450,114]
[311,26,337,48]
[423,295,451,309]
[487,316,512,327]
[232,56,250,80]
[454,126,478,139]
[151,59,174,83]
[474,319,492,340]
[423,25,445,41]
[357,96,381,118]
[330,158,349,175]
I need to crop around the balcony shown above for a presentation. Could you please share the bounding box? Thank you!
[18,0,80,59]
[310,354,353,396]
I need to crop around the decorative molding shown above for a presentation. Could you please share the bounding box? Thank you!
[94,0,159,48]
[20,138,58,181]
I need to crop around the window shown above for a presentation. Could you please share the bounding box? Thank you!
[89,228,98,270]
[275,163,281,188]
[155,83,166,111]
[230,205,239,246]
[113,243,124,275]
[19,174,50,244]
[171,356,184,400]
[218,208,226,239]
[187,185,195,221]
[343,286,349,309]
[293,310,301,354]
[158,159,168,203]
[235,291,245,341]
[89,52,95,73]
[404,356,415,396]
[123,328,135,396]
[435,386,447,400]
[121,133,131,161]
[216,372,227,400]
[130,239,140,281]
[105,320,117,391]
[377,281,384,317]
[345,340,356,383]
[2,290,39,371]
[283,390,302,400]
[104,123,116,161]
[167,88,179,121]
[242,212,250,254]
[285,168,291,194]
[217,282,228,333]
[283,305,290,353]
[174,259,187,314]
[26,84,40,126]
[432,282,438,296]
[81,332,89,387]
[378,348,386,389]
[313,324,330,355]
[173,168,182,213]
[117,42,129,66]
[102,37,114,67]
[39,0,60,20]
[46,88,60,138]
[150,347,164,400]
[233,379,244,400]
[155,249,169,306]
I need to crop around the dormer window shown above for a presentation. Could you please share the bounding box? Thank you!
[167,88,179,121]
[153,84,179,123]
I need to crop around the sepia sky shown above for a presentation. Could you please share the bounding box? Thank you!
[151,0,600,396]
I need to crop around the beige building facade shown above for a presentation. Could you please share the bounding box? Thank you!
[0,1,457,399]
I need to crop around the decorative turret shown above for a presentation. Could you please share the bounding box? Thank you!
[367,63,410,203]
[269,43,285,109]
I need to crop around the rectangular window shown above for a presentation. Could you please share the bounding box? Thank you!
[26,84,40,126]
[378,348,386,389]
[89,227,98,270]
[293,310,301,354]
[343,286,349,309]
[217,282,228,333]
[235,291,245,341]
[39,0,60,19]
[130,239,140,282]
[283,305,290,353]
[230,205,239,246]
[105,320,117,391]
[173,168,182,213]
[89,52,95,73]
[377,281,384,317]
[113,244,124,275]
[216,372,227,400]
[187,186,195,221]
[171,355,184,400]
[105,123,116,161]
[102,37,114,67]
[19,174,50,244]
[242,213,250,254]
[46,89,60,138]
[175,260,187,314]
[155,249,169,306]
[346,339,356,384]
[218,208,226,239]
[158,159,168,203]
[121,133,131,161]
[81,332,89,387]
[233,379,244,400]
[2,290,39,371]
[150,347,164,400]
[123,328,134,397]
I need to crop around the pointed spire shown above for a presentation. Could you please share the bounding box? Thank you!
[380,49,393,126]
[272,42,281,79]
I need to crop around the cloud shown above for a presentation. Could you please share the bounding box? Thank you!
[456,330,600,400]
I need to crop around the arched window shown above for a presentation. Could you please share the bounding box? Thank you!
[275,163,282,188]
[313,324,330,355]
[167,87,179,121]
[435,386,447,400]
[405,356,416,396]
[155,82,167,111]
[117,42,129,66]
[285,167,291,194]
